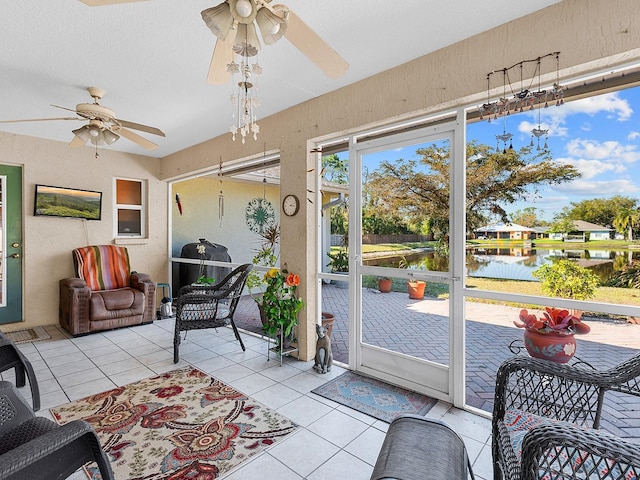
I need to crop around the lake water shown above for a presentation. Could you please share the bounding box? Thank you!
[364,247,640,282]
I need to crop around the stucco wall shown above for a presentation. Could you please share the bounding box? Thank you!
[0,131,168,331]
[170,176,280,296]
[159,0,640,360]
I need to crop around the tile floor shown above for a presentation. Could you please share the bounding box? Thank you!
[3,321,493,479]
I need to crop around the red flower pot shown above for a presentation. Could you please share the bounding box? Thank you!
[378,278,392,293]
[523,329,576,363]
[407,280,426,299]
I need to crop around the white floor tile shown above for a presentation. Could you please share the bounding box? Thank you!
[224,453,302,480]
[344,426,387,466]
[277,395,334,427]
[306,450,373,480]
[306,409,369,448]
[268,429,340,477]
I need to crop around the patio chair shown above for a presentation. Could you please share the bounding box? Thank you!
[492,353,640,480]
[0,381,114,480]
[0,333,40,411]
[520,422,640,479]
[173,263,252,363]
[370,414,475,480]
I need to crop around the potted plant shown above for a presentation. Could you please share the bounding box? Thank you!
[261,268,305,349]
[407,279,426,299]
[246,225,280,326]
[377,276,392,293]
[514,307,590,363]
[194,243,216,285]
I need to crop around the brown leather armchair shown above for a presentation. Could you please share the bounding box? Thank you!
[59,245,156,336]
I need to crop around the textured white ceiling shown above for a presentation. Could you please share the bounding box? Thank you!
[0,0,561,158]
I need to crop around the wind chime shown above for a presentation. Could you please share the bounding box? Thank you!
[478,52,564,153]
[218,156,224,227]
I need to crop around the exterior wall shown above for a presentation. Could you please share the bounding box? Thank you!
[170,176,280,291]
[590,231,611,241]
[159,0,640,361]
[0,131,167,331]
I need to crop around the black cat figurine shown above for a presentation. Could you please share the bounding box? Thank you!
[314,323,333,374]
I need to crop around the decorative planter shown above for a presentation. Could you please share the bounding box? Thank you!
[378,278,392,293]
[523,329,576,363]
[407,280,426,299]
[321,312,336,338]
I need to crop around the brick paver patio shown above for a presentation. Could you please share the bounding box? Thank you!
[233,284,640,440]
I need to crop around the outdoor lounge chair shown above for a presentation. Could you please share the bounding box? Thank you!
[492,353,640,480]
[0,333,40,411]
[518,421,640,479]
[173,263,252,363]
[0,381,114,480]
[370,414,475,480]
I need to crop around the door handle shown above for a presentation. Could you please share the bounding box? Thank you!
[9,253,20,259]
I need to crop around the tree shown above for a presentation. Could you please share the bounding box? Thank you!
[367,141,580,240]
[510,207,543,227]
[613,208,640,241]
[321,154,348,184]
[564,196,637,228]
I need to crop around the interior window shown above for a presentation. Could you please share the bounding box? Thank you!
[115,178,145,237]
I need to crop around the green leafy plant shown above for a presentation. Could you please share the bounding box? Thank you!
[246,224,280,304]
[327,249,349,272]
[532,259,599,300]
[603,260,640,289]
[261,268,305,345]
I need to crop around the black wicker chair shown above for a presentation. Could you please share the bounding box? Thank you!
[0,381,114,480]
[173,263,252,363]
[0,333,40,411]
[520,422,640,479]
[371,414,475,480]
[492,353,640,480]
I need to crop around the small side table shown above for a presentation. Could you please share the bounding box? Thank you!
[267,331,298,366]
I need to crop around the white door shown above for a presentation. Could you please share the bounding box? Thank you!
[349,119,465,402]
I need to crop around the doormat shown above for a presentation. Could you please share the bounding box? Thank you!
[51,367,299,479]
[5,326,51,344]
[311,371,438,423]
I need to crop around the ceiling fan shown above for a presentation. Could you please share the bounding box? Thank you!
[79,0,349,84]
[0,87,165,151]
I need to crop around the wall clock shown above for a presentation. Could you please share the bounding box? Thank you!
[282,194,300,217]
[245,197,276,234]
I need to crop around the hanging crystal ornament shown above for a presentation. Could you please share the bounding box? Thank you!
[530,58,550,152]
[228,26,261,143]
[218,156,224,227]
[495,69,513,153]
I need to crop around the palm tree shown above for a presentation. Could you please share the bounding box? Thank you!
[613,208,640,241]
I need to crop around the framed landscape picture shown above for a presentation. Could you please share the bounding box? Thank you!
[34,184,102,220]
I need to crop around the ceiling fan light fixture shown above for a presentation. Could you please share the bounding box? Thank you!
[201,3,234,40]
[233,22,260,56]
[72,125,91,142]
[102,129,120,145]
[234,0,253,18]
[256,7,287,45]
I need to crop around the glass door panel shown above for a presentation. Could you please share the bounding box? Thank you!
[354,125,456,399]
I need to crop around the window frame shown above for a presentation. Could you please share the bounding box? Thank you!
[114,177,147,238]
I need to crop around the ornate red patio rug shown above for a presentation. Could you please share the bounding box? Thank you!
[51,367,299,479]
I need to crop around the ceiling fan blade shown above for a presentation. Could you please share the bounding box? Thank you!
[116,119,165,137]
[69,135,87,148]
[0,117,80,124]
[118,127,158,150]
[283,9,349,79]
[79,0,149,6]
[51,104,80,114]
[207,28,237,85]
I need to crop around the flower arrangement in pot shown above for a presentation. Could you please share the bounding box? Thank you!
[261,267,305,348]
[514,307,590,363]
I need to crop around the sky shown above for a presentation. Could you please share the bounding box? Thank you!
[338,84,640,224]
[467,85,640,222]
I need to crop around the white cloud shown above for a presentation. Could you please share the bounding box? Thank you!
[628,131,640,140]
[565,138,640,163]
[551,179,639,195]
[516,92,632,138]
[557,157,626,179]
